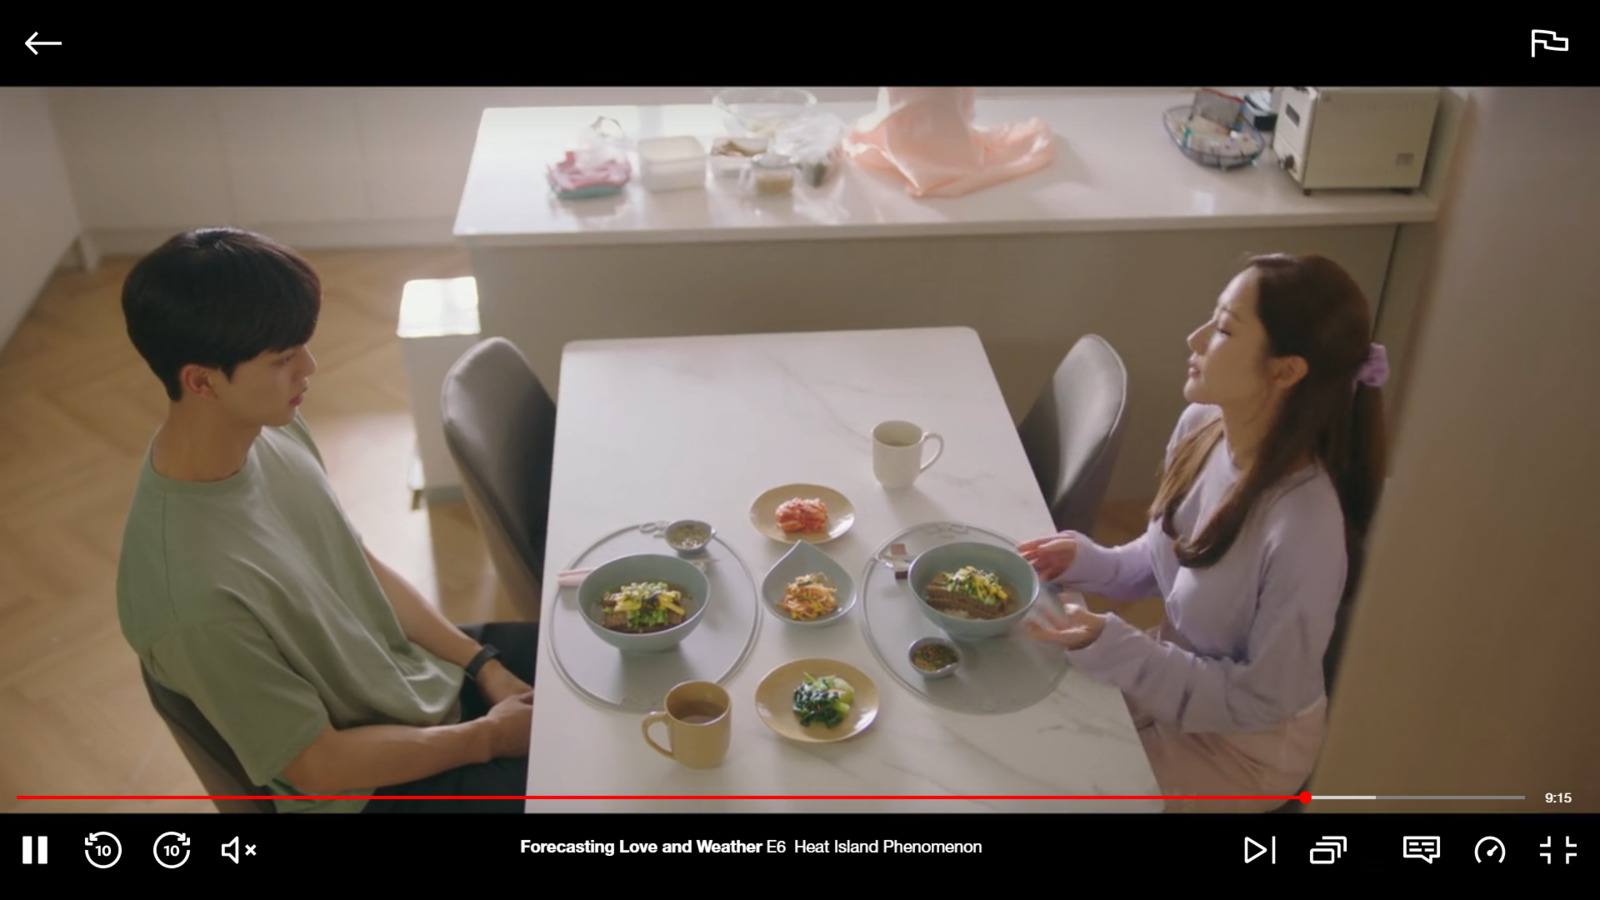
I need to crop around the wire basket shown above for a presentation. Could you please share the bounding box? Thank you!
[1162,105,1266,170]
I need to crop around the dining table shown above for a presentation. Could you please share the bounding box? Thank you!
[524,325,1163,812]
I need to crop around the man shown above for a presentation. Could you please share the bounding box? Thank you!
[117,227,536,812]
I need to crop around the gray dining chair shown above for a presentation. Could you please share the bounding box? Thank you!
[440,337,557,623]
[141,666,276,814]
[1017,334,1130,536]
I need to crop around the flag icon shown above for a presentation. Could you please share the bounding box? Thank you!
[1532,30,1569,56]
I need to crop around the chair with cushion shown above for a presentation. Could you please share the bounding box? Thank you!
[1274,535,1371,813]
[1017,334,1130,536]
[440,337,558,623]
[141,666,275,814]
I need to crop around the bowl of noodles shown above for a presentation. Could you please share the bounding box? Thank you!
[905,542,1040,640]
[578,554,711,653]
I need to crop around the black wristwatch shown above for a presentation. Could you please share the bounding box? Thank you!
[464,644,500,680]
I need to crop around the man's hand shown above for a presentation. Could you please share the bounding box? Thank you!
[482,691,535,759]
[477,659,534,707]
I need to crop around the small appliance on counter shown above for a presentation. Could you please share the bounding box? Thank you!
[1272,87,1442,193]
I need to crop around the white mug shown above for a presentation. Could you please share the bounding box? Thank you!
[873,420,944,489]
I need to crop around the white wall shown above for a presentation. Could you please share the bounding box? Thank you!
[0,88,83,352]
[43,87,1238,256]
[1313,87,1600,811]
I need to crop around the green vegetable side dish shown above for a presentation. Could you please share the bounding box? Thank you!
[792,673,855,728]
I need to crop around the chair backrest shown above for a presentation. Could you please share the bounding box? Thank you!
[440,337,558,622]
[140,666,276,814]
[1017,334,1130,535]
[1323,529,1371,706]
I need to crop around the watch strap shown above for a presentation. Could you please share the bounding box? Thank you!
[464,644,500,680]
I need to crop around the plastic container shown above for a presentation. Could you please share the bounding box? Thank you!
[709,136,768,178]
[740,152,795,197]
[637,136,707,192]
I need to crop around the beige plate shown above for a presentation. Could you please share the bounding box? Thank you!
[755,658,879,743]
[749,484,855,544]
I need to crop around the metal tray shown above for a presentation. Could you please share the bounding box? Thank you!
[547,521,761,713]
[858,521,1070,715]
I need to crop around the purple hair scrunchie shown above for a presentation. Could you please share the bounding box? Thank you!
[1355,342,1389,388]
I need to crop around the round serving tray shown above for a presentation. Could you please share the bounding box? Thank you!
[858,521,1070,715]
[547,521,761,713]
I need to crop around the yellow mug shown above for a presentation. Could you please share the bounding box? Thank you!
[642,681,731,769]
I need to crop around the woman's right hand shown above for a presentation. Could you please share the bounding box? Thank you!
[1019,534,1078,582]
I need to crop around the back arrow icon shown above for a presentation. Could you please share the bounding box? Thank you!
[26,32,63,55]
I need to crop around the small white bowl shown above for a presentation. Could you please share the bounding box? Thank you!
[664,519,714,555]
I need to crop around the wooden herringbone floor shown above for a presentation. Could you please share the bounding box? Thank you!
[0,246,1157,813]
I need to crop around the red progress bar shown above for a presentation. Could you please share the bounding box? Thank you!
[20,792,1313,801]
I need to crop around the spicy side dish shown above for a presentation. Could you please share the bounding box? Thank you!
[923,566,1016,620]
[912,643,960,671]
[781,573,838,621]
[598,581,690,633]
[775,497,829,534]
[792,673,854,728]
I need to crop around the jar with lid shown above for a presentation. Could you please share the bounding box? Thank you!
[740,152,795,197]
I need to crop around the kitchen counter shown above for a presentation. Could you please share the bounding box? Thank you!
[449,89,1443,503]
[453,90,1437,248]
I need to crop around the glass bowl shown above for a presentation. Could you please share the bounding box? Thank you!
[713,88,817,137]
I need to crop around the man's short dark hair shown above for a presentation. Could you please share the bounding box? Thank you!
[122,228,321,401]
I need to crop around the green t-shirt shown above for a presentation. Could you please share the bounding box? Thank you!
[117,413,465,812]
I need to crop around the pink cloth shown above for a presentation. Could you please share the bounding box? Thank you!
[1129,625,1326,813]
[842,88,1057,198]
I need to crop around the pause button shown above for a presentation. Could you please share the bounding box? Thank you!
[23,835,48,864]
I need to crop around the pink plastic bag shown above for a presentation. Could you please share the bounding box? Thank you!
[842,88,1057,198]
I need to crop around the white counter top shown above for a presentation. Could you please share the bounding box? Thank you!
[454,90,1438,247]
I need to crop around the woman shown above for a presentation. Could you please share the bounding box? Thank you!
[1020,253,1388,812]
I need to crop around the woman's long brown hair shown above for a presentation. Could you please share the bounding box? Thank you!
[1148,254,1387,586]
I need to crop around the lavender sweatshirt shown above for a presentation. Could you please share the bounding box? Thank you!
[1057,403,1347,734]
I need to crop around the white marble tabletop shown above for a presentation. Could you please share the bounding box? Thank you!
[524,326,1162,812]
[456,89,1438,247]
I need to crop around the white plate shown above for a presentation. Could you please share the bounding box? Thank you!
[755,658,879,744]
[749,484,854,544]
[760,541,856,627]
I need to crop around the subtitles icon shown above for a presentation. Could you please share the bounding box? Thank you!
[1532,30,1568,56]
[1310,836,1347,865]
[1403,836,1442,863]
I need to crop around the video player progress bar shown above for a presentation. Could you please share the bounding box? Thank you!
[1313,795,1526,800]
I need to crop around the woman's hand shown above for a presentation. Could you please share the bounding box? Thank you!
[1023,601,1107,651]
[1019,534,1078,582]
